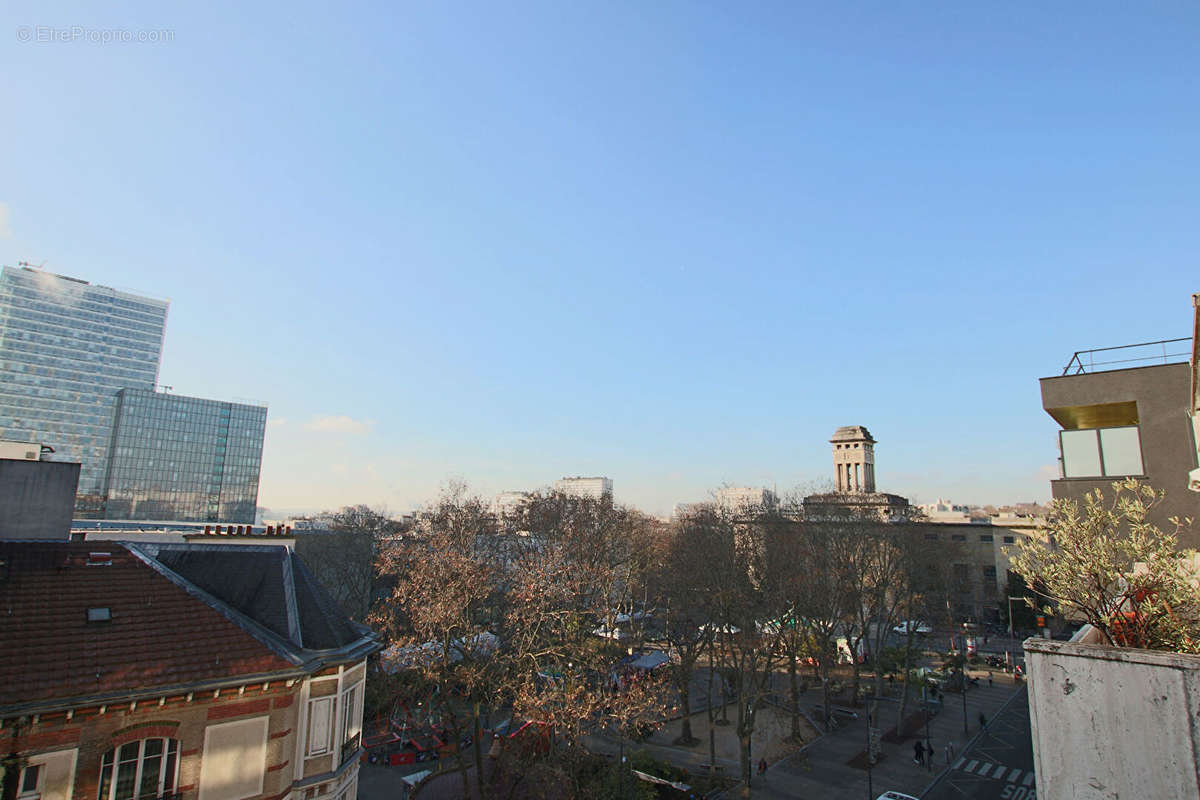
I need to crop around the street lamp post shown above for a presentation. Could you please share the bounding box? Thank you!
[747,701,753,787]
[1007,595,1021,638]
[865,708,873,800]
[959,632,969,736]
[923,697,933,772]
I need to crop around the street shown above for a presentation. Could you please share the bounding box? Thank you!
[922,687,1036,800]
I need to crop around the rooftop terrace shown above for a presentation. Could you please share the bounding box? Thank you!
[1061,337,1189,375]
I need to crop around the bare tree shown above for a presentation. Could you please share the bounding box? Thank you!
[297,505,398,620]
[656,510,725,746]
[372,487,501,798]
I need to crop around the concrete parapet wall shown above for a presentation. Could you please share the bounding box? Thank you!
[1026,637,1200,799]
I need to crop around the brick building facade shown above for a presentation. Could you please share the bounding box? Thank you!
[0,542,380,800]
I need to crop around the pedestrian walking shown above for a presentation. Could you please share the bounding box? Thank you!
[758,758,767,775]
[945,741,955,764]
[988,671,993,688]
[979,712,988,731]
[913,740,925,766]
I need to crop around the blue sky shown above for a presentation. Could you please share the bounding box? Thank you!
[3,2,1198,516]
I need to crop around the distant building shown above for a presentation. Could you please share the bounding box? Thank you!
[671,501,714,520]
[492,490,532,518]
[831,425,877,492]
[0,266,169,515]
[715,486,777,515]
[917,499,991,524]
[920,498,970,515]
[803,425,1040,621]
[102,388,267,523]
[1040,336,1199,547]
[804,426,910,521]
[0,540,380,800]
[555,476,613,500]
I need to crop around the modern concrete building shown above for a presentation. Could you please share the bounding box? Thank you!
[102,388,267,523]
[0,266,169,515]
[0,447,80,539]
[1040,338,1200,547]
[554,476,613,500]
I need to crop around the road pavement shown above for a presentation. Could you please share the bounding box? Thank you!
[921,686,1036,800]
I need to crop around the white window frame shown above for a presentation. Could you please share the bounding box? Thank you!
[96,738,180,800]
[340,682,363,748]
[18,763,42,800]
[306,696,335,757]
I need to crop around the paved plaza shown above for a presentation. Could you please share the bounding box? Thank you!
[752,673,1029,799]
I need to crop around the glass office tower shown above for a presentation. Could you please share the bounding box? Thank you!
[0,266,168,514]
[104,389,267,522]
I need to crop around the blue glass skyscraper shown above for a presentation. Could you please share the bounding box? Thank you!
[104,388,266,522]
[0,266,168,515]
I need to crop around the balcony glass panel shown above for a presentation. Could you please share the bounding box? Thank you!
[1100,426,1144,476]
[1061,429,1102,478]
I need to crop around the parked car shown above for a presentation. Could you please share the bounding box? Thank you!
[893,620,933,635]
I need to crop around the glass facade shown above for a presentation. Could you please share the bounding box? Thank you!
[104,388,267,523]
[0,266,168,514]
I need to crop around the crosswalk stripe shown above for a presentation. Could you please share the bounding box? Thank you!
[1023,771,1036,787]
[992,767,1008,781]
[977,763,993,777]
[964,759,978,773]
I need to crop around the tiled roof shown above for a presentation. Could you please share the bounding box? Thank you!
[0,542,295,710]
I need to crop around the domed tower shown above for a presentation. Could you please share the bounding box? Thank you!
[831,425,876,493]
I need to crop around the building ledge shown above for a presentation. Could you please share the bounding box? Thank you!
[1025,636,1200,671]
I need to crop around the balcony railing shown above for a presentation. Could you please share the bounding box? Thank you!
[1061,338,1190,375]
[340,732,361,767]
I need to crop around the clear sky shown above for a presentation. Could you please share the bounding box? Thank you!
[3,2,1198,517]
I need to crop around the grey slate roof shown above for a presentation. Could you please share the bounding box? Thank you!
[127,542,378,665]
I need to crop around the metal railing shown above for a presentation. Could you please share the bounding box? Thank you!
[340,732,361,767]
[1062,337,1190,375]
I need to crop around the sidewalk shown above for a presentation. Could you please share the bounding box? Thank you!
[753,673,1025,799]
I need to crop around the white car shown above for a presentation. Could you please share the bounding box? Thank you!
[893,620,933,635]
[876,793,919,800]
[592,626,631,641]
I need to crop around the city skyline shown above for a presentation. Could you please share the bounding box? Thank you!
[3,2,1198,517]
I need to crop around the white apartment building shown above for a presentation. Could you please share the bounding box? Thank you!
[715,486,777,515]
[492,491,532,517]
[554,476,613,500]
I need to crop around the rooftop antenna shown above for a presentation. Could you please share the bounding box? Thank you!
[17,261,46,269]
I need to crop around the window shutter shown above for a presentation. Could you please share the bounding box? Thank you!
[308,697,333,756]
